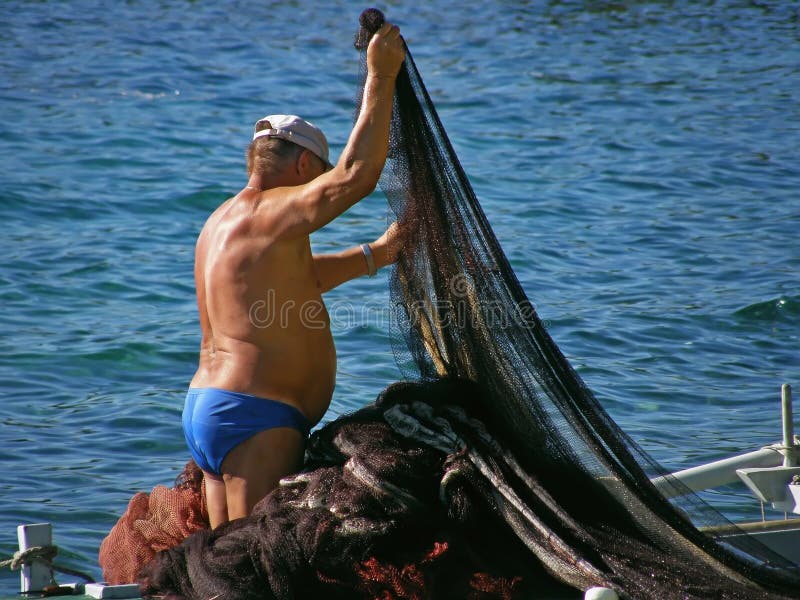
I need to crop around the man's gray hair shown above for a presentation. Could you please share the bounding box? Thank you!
[246,128,305,176]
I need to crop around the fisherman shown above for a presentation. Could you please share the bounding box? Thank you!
[181,22,406,528]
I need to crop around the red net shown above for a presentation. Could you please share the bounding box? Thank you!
[354,541,524,600]
[99,461,209,585]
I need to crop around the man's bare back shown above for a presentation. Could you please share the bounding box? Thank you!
[182,22,406,529]
[190,192,336,426]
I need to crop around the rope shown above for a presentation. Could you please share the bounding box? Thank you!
[0,545,57,571]
[1,544,95,583]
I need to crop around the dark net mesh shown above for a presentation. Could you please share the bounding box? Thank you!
[103,8,800,599]
[357,7,800,599]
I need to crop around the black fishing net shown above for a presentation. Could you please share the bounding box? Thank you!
[354,8,800,598]
[129,8,800,599]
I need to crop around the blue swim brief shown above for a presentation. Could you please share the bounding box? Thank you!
[182,387,310,476]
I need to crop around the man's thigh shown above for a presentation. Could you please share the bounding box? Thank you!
[221,427,305,519]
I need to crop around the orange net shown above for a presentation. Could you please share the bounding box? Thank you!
[99,461,208,585]
[353,541,523,600]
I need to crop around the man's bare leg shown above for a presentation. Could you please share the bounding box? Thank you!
[203,472,229,529]
[221,427,306,521]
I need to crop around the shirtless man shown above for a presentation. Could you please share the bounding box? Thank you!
[182,23,406,529]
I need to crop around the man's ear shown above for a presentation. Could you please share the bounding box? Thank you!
[296,149,312,177]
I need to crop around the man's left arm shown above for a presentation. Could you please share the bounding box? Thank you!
[313,223,403,293]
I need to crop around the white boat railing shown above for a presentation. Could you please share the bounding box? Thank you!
[652,384,800,513]
[651,444,789,498]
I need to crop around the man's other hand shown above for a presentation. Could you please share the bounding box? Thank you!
[372,221,407,268]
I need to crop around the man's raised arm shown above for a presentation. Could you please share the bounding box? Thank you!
[258,23,406,240]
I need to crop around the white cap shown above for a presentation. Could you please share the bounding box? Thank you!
[253,114,332,167]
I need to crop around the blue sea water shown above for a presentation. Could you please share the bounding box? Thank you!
[1,0,798,591]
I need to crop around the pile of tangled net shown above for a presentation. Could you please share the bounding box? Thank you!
[101,9,800,599]
[125,380,574,599]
